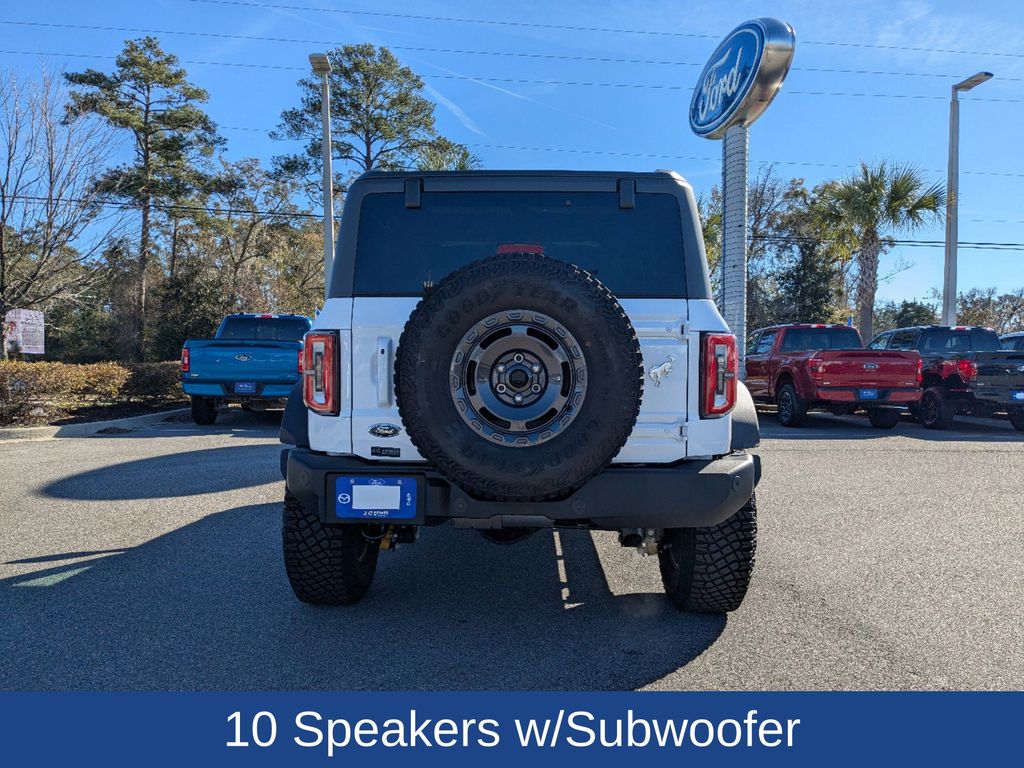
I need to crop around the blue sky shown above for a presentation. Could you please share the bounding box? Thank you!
[3,0,1023,303]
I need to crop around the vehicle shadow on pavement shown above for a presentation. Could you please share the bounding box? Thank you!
[0,503,725,691]
[758,410,1021,441]
[40,444,284,500]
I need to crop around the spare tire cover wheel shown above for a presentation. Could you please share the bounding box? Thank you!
[395,253,643,501]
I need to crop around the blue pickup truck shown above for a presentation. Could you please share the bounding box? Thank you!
[181,313,311,425]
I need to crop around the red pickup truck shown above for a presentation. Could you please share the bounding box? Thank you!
[745,324,923,428]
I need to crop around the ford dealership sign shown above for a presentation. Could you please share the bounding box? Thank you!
[690,18,796,139]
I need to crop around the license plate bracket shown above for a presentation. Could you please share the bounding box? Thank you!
[332,475,423,523]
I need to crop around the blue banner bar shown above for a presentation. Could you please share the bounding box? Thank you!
[0,692,1017,765]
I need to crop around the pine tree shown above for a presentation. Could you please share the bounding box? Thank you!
[66,37,221,359]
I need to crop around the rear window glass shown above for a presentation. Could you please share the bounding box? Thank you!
[919,329,1001,353]
[217,317,309,341]
[779,328,862,352]
[353,191,687,298]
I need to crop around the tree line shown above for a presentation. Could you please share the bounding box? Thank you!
[1,38,479,362]
[702,165,1023,338]
[1,37,1020,363]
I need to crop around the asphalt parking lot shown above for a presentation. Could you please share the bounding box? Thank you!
[1,408,1021,691]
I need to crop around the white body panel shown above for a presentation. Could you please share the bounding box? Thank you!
[307,296,733,462]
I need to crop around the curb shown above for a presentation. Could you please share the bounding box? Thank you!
[0,408,190,442]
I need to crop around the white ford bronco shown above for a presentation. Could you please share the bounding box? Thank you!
[280,170,761,613]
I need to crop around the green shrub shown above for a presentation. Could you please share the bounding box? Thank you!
[0,360,184,425]
[122,362,184,402]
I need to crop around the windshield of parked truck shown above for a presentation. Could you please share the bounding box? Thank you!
[919,328,1001,354]
[217,316,310,341]
[779,327,862,352]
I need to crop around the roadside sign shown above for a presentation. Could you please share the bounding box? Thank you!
[3,309,45,355]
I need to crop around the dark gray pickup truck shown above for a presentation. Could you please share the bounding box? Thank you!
[869,325,1024,430]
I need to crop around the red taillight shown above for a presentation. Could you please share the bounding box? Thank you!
[957,359,977,382]
[807,356,826,383]
[701,333,738,418]
[181,347,190,373]
[297,349,303,374]
[915,357,923,386]
[303,331,339,415]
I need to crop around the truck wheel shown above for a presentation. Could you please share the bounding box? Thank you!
[920,387,954,430]
[659,494,757,614]
[282,492,379,605]
[776,384,807,427]
[190,396,218,425]
[1009,408,1024,432]
[395,253,643,501]
[867,407,901,429]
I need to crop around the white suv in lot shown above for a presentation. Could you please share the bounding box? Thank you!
[279,170,761,613]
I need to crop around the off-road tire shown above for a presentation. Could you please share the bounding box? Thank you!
[395,253,643,501]
[776,383,807,428]
[1009,408,1024,432]
[659,494,757,614]
[920,387,955,430]
[190,395,218,425]
[867,407,901,429]
[282,492,379,605]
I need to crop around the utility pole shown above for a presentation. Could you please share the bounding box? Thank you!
[309,53,334,300]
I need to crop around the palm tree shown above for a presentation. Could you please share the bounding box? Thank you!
[819,162,944,340]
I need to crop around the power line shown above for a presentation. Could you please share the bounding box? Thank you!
[6,192,335,220]
[3,48,1020,104]
[1,20,1021,83]
[7,194,1024,251]
[3,40,1020,178]
[461,142,1024,180]
[183,0,1024,59]
[214,130,1024,181]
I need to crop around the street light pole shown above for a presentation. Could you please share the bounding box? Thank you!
[309,53,334,301]
[942,71,992,326]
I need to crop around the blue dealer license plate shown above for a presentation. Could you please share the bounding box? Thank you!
[334,476,419,521]
[859,389,879,400]
[1013,391,1024,401]
[233,382,256,394]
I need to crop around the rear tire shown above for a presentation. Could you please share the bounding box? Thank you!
[920,387,955,430]
[190,395,218,425]
[659,495,757,614]
[776,384,807,427]
[867,407,901,429]
[1009,408,1024,432]
[282,492,379,605]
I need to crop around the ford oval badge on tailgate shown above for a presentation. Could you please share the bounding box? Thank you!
[369,424,402,438]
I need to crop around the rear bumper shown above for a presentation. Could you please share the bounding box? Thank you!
[182,379,297,398]
[971,385,1024,408]
[813,386,921,405]
[283,448,760,531]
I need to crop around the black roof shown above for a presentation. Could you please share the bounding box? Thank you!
[354,169,689,182]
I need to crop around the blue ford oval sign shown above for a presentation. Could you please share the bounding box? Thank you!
[690,18,795,140]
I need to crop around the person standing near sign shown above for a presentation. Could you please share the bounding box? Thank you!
[3,318,23,357]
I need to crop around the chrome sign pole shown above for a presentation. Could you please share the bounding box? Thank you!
[690,18,795,376]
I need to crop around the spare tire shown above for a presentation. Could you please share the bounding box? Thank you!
[395,253,643,501]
